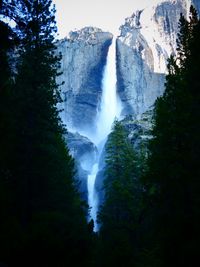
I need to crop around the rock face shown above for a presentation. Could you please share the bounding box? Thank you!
[57,27,113,131]
[122,111,153,150]
[66,132,97,161]
[116,0,188,117]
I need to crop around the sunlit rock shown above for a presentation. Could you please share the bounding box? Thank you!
[116,0,189,117]
[56,27,113,131]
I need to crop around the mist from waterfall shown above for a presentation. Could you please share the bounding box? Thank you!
[87,39,122,231]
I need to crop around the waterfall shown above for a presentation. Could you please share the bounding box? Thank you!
[95,39,121,144]
[87,39,122,231]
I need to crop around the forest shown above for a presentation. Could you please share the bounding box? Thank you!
[0,1,199,267]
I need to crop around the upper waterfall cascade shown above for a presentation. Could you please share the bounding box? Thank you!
[87,39,122,231]
[95,40,122,144]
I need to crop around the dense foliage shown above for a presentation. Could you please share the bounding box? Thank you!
[97,120,144,267]
[0,1,90,266]
[142,6,200,266]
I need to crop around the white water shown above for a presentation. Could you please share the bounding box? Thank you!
[95,40,122,144]
[87,39,122,231]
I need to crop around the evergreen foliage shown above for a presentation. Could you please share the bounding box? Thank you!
[98,120,144,267]
[0,1,90,266]
[143,6,200,266]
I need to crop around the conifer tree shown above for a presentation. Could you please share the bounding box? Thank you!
[0,13,20,261]
[98,120,143,267]
[0,1,90,266]
[144,6,200,266]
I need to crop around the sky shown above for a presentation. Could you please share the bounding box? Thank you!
[53,0,160,38]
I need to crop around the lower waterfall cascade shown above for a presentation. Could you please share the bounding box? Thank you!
[87,39,122,231]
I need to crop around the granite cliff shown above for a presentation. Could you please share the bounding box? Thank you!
[116,0,190,116]
[57,27,113,132]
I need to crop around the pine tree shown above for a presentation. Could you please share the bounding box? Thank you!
[98,120,143,267]
[143,6,200,267]
[0,1,90,266]
[0,16,20,263]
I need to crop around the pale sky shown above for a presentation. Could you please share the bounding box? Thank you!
[53,0,160,38]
